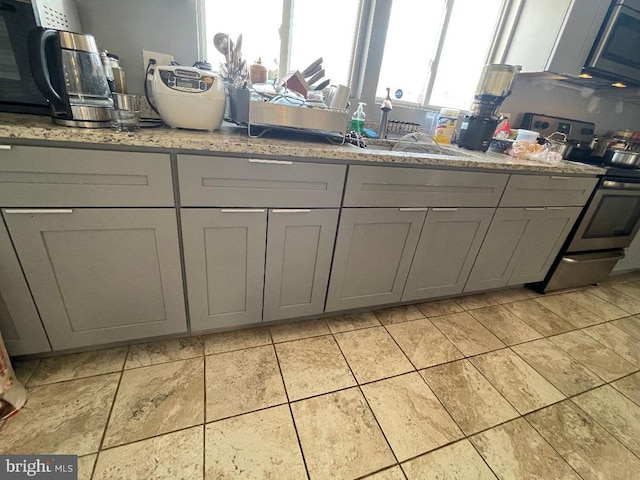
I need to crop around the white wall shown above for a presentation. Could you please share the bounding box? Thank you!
[501,76,640,134]
[75,0,199,95]
[373,75,640,135]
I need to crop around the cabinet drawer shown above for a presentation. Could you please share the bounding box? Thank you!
[499,174,597,207]
[343,165,509,207]
[178,155,346,207]
[0,145,174,207]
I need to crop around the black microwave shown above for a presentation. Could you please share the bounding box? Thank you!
[586,0,640,85]
[0,0,49,115]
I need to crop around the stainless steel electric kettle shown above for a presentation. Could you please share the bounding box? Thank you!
[28,28,114,127]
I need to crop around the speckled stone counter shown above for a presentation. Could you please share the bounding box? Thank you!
[0,113,604,175]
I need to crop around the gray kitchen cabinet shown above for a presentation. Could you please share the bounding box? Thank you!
[500,175,598,207]
[343,165,508,207]
[178,155,346,207]
[491,0,610,77]
[0,216,50,355]
[263,209,339,322]
[181,208,267,331]
[465,206,581,292]
[0,146,174,207]
[325,208,426,312]
[402,208,494,302]
[2,208,186,350]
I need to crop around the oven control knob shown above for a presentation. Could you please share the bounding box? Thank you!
[582,128,594,135]
[534,121,542,128]
[541,121,550,129]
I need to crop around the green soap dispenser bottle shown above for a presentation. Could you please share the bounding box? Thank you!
[349,102,366,134]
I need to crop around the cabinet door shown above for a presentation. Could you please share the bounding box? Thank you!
[465,207,581,292]
[0,217,51,355]
[325,208,426,312]
[2,209,186,350]
[402,208,494,302]
[264,209,338,322]
[508,206,581,285]
[181,209,266,331]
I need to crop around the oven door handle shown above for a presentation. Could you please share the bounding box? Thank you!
[602,180,640,190]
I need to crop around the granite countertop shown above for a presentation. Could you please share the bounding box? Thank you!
[0,113,604,175]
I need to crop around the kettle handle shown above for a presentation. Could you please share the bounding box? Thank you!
[28,28,69,115]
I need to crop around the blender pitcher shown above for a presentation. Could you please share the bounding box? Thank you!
[28,28,114,127]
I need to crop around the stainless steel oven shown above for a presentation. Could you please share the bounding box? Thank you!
[532,113,640,292]
[543,174,640,291]
[568,177,640,251]
[586,0,640,84]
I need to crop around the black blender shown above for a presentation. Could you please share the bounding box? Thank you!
[458,64,521,152]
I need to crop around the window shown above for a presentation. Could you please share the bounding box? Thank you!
[203,0,360,85]
[202,0,506,110]
[203,0,283,78]
[376,0,505,109]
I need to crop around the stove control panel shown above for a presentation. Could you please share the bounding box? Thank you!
[520,113,595,143]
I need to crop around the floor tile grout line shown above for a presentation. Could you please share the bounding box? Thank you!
[564,393,640,464]
[83,344,132,480]
[352,464,408,480]
[376,317,485,446]
[464,346,566,423]
[270,329,312,480]
[532,292,612,325]
[579,322,640,367]
[557,289,630,322]
[608,374,640,409]
[19,358,41,387]
[329,328,404,475]
[8,280,640,477]
[202,345,207,480]
[379,319,427,373]
[465,305,547,347]
[584,284,640,315]
[518,407,588,480]
[95,368,124,456]
[93,423,205,456]
[465,434,508,480]
[121,353,205,373]
[508,342,605,398]
[26,366,128,389]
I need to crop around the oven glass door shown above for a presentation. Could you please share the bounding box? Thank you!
[588,4,640,83]
[569,179,640,252]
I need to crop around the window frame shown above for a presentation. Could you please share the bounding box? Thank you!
[198,0,508,111]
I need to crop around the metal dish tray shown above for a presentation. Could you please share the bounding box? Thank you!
[226,85,349,141]
[248,101,349,138]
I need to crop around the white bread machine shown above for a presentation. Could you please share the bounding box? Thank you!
[152,66,225,131]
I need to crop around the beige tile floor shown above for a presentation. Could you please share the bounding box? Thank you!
[5,275,640,479]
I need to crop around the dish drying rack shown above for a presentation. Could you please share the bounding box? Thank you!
[227,85,349,142]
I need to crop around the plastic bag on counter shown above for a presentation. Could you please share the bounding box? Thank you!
[508,140,563,164]
[0,330,28,420]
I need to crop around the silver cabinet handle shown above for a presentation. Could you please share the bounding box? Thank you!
[399,208,428,212]
[248,159,293,165]
[272,209,312,213]
[0,145,11,150]
[220,209,265,213]
[432,208,458,212]
[602,180,640,190]
[546,206,566,210]
[525,207,545,211]
[550,176,570,180]
[4,209,73,214]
